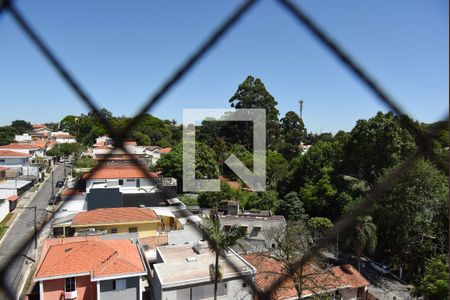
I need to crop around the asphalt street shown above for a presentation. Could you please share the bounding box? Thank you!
[0,165,64,300]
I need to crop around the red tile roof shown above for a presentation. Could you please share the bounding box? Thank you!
[7,195,19,201]
[0,150,30,157]
[72,207,159,226]
[124,141,137,146]
[0,143,39,150]
[53,133,75,139]
[31,140,47,149]
[84,164,158,179]
[243,254,369,299]
[32,124,47,129]
[34,237,146,280]
[0,166,10,171]
[159,147,172,154]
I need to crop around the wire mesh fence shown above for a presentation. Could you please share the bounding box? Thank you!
[0,0,447,299]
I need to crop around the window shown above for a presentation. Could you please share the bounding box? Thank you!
[0,159,4,163]
[113,279,126,290]
[250,226,261,237]
[118,179,123,185]
[136,179,141,188]
[223,225,231,232]
[126,179,135,182]
[129,227,137,233]
[64,277,76,292]
[110,228,118,234]
[240,226,248,234]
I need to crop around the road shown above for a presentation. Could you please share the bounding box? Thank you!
[0,165,64,300]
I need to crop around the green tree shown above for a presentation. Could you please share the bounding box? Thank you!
[266,150,288,189]
[228,76,280,150]
[373,159,448,279]
[197,182,232,208]
[247,190,280,212]
[0,126,18,145]
[156,142,219,190]
[346,215,377,271]
[344,111,416,185]
[279,111,306,160]
[412,255,449,299]
[278,192,307,221]
[11,120,32,134]
[75,155,96,168]
[307,217,333,243]
[203,214,246,300]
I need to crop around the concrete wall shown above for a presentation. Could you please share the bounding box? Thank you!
[42,275,97,300]
[157,278,253,300]
[341,288,358,300]
[0,200,9,223]
[99,277,139,300]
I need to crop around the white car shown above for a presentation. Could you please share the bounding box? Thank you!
[371,262,390,274]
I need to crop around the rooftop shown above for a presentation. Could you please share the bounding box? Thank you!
[154,242,255,287]
[83,164,158,179]
[0,143,39,150]
[34,236,146,280]
[0,150,31,157]
[73,207,159,226]
[243,253,369,299]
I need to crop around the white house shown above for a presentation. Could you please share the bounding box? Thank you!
[0,150,30,167]
[94,135,113,147]
[50,131,76,143]
[84,164,159,193]
[152,242,255,300]
[14,133,32,143]
[0,143,44,158]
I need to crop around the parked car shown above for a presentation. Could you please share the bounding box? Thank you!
[371,261,390,274]
[56,181,64,188]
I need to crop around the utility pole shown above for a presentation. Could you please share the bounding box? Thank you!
[299,99,304,119]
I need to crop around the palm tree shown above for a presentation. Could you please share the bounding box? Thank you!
[203,212,246,300]
[352,215,377,271]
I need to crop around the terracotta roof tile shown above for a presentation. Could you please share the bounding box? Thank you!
[0,150,30,157]
[84,164,158,179]
[242,254,369,299]
[73,207,159,226]
[139,236,168,249]
[34,237,145,279]
[0,143,38,150]
[159,147,172,154]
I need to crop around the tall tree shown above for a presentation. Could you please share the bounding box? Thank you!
[0,126,18,146]
[412,255,449,300]
[228,76,280,150]
[344,111,416,185]
[11,120,32,134]
[278,192,307,221]
[373,159,448,279]
[203,214,246,300]
[346,215,377,271]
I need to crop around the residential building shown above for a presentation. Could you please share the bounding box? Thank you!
[94,135,113,147]
[83,164,177,210]
[50,131,76,143]
[34,236,148,300]
[71,207,162,238]
[0,150,30,168]
[145,146,172,165]
[0,142,44,158]
[243,253,369,300]
[218,203,286,253]
[15,133,32,143]
[152,241,256,300]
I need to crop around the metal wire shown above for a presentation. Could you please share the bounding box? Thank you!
[0,0,447,299]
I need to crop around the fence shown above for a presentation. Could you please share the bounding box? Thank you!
[0,0,448,299]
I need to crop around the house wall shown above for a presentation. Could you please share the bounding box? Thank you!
[0,157,28,166]
[158,278,253,300]
[99,277,140,300]
[86,178,156,191]
[42,275,97,300]
[86,188,123,210]
[341,288,358,300]
[75,222,160,239]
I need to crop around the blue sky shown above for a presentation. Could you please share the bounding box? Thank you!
[0,0,448,133]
